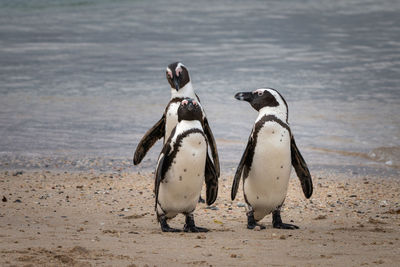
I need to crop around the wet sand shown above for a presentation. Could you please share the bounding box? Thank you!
[1,170,399,266]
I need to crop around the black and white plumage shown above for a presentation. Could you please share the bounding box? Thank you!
[155,98,218,232]
[133,62,220,178]
[231,88,313,230]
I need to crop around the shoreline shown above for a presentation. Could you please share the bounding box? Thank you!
[0,152,399,179]
[1,170,399,266]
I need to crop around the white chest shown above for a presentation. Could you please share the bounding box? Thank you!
[244,122,292,217]
[158,132,207,215]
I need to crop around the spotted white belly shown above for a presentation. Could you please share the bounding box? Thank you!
[158,132,207,218]
[244,121,292,221]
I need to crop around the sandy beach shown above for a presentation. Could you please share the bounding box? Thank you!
[1,169,399,266]
[1,0,400,266]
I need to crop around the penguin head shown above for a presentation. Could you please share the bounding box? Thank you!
[166,62,190,91]
[234,88,281,111]
[177,98,203,122]
[235,88,289,121]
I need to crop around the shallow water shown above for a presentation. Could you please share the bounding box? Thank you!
[0,0,399,176]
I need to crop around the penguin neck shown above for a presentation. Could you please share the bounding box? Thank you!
[256,106,288,123]
[175,119,202,134]
[171,81,196,100]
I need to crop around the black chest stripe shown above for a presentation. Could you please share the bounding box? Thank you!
[164,97,186,114]
[243,115,291,179]
[161,128,207,178]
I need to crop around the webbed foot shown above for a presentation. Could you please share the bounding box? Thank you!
[273,221,299,230]
[184,213,209,233]
[247,210,266,230]
[159,215,181,232]
[184,225,209,232]
[272,208,299,230]
[161,226,182,232]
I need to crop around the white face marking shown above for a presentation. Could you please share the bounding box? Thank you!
[166,67,173,78]
[265,88,283,103]
[253,88,267,96]
[175,62,184,77]
[254,88,288,123]
[252,88,285,107]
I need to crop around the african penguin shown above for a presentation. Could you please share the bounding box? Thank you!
[133,62,220,178]
[231,88,313,230]
[155,98,218,232]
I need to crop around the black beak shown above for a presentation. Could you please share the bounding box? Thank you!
[173,76,180,91]
[234,91,253,102]
[187,102,194,111]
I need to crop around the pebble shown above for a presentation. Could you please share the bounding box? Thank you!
[237,202,246,207]
[314,215,327,220]
[2,196,7,202]
[254,226,262,231]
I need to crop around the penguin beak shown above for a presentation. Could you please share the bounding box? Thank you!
[235,92,253,102]
[173,76,180,91]
[187,102,194,111]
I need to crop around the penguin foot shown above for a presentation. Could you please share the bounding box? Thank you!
[184,225,209,233]
[161,225,182,232]
[183,213,208,233]
[273,222,299,230]
[159,215,181,232]
[272,209,299,230]
[247,210,266,230]
[198,196,205,203]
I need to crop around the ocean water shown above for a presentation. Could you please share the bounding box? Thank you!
[0,0,399,176]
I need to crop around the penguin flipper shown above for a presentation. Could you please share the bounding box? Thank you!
[133,115,165,165]
[231,136,252,201]
[154,127,178,212]
[203,117,220,177]
[291,135,313,198]
[205,154,218,206]
[154,138,173,210]
[154,152,165,210]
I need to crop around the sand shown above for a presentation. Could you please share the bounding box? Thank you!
[1,169,399,266]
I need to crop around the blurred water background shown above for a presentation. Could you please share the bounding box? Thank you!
[0,0,399,177]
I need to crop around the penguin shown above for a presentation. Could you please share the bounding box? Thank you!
[231,88,313,230]
[154,98,218,232]
[133,62,220,178]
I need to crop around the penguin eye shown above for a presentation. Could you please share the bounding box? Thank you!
[253,90,264,96]
[167,70,173,79]
[181,100,188,105]
[192,100,198,106]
